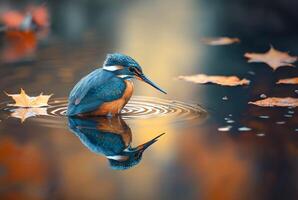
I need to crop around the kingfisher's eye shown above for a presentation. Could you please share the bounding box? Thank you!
[129,67,135,73]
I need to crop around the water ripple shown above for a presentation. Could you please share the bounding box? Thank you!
[0,96,206,127]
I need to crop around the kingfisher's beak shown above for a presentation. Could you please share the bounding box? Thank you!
[136,133,165,151]
[137,73,167,94]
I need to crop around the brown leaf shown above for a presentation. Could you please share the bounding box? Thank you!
[249,97,298,107]
[201,37,240,46]
[244,46,298,70]
[276,77,298,85]
[5,88,52,108]
[1,5,49,29]
[10,107,48,123]
[177,74,250,86]
[1,10,24,29]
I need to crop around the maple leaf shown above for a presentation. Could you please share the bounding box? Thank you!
[276,77,298,84]
[5,89,52,108]
[177,74,250,86]
[201,37,240,45]
[249,97,298,107]
[244,46,298,70]
[10,107,48,123]
[1,5,49,29]
[1,10,24,29]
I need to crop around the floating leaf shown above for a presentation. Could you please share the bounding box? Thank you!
[10,107,48,123]
[244,46,298,70]
[28,5,50,28]
[177,74,250,86]
[201,37,240,46]
[0,11,24,29]
[5,89,52,108]
[249,97,298,107]
[276,77,298,85]
[1,5,49,29]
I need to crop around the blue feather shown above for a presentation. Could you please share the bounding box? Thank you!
[67,68,126,116]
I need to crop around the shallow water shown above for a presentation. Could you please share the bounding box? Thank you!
[0,0,298,199]
[0,96,206,128]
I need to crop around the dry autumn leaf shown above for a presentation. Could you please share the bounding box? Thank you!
[244,46,298,70]
[201,37,240,46]
[10,107,48,123]
[249,97,298,107]
[276,77,298,85]
[1,5,49,29]
[177,74,250,86]
[5,88,52,107]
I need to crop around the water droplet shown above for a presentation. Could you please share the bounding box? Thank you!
[228,114,233,117]
[222,96,228,100]
[295,90,298,94]
[259,115,269,119]
[288,110,294,114]
[227,120,235,124]
[284,114,292,118]
[218,126,232,132]
[256,133,265,136]
[295,128,298,132]
[260,94,267,99]
[276,121,286,125]
[238,127,252,131]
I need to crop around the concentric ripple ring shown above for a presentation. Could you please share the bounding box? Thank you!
[47,96,206,120]
[0,96,206,127]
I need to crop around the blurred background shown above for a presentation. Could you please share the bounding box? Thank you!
[0,0,297,199]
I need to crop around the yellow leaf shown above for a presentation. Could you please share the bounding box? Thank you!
[177,74,250,86]
[5,88,52,107]
[276,77,298,84]
[244,46,297,70]
[249,97,298,107]
[201,37,240,46]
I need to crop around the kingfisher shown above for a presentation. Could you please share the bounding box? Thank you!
[67,53,166,116]
[68,116,164,170]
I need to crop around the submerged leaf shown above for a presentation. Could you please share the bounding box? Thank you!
[10,107,48,123]
[249,97,298,107]
[201,37,240,45]
[244,46,298,70]
[276,77,298,85]
[5,89,52,108]
[177,74,250,86]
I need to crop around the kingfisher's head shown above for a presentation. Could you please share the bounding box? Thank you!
[103,53,167,94]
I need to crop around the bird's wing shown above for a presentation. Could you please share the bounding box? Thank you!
[68,68,112,104]
[67,69,126,115]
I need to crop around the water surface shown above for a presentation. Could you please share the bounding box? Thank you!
[0,0,297,199]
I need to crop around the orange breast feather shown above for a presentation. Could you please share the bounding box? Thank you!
[88,80,134,116]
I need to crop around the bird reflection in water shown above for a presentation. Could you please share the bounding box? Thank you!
[68,116,164,170]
